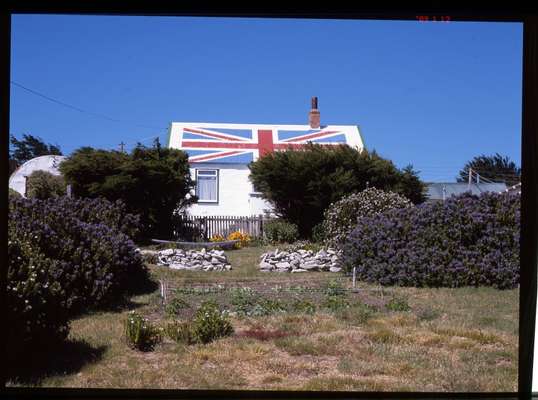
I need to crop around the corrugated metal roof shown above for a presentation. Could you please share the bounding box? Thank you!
[426,182,508,200]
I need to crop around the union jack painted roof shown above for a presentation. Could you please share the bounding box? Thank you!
[168,122,365,164]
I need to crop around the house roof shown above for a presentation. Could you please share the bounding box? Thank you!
[426,182,508,200]
[168,122,364,164]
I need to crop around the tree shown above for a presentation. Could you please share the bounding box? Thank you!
[10,134,62,165]
[457,153,521,186]
[248,143,426,237]
[60,142,195,240]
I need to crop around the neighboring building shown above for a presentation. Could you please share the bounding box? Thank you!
[9,155,67,197]
[425,182,508,201]
[167,98,365,216]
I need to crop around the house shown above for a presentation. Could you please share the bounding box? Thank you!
[167,98,365,216]
[425,182,508,201]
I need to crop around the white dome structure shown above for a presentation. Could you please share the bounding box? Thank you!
[9,155,67,197]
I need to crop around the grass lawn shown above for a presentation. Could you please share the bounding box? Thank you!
[7,245,519,392]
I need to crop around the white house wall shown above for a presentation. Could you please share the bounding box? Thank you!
[188,163,264,216]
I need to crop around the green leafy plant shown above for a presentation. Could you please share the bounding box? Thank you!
[125,311,162,351]
[386,295,411,312]
[250,298,287,317]
[291,299,317,314]
[324,280,346,297]
[230,287,257,316]
[164,320,195,344]
[165,295,190,318]
[191,300,234,344]
[264,219,299,244]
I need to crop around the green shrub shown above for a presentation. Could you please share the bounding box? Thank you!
[164,320,195,344]
[192,300,234,344]
[7,236,70,360]
[26,170,66,199]
[264,219,299,243]
[60,144,196,240]
[311,222,326,243]
[322,187,412,248]
[125,311,162,351]
[249,144,426,237]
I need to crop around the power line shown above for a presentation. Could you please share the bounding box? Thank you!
[10,80,165,131]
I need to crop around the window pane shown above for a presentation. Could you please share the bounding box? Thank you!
[198,175,217,201]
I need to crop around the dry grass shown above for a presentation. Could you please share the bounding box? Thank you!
[6,246,519,392]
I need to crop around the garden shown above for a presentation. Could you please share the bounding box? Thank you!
[6,144,520,391]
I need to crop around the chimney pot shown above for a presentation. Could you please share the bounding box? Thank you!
[308,97,320,129]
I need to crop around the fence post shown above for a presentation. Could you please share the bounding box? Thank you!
[352,267,356,289]
[259,214,263,238]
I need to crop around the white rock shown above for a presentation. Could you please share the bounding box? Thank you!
[169,263,187,270]
[329,266,342,273]
[160,249,175,256]
[260,261,273,270]
[291,268,308,273]
[275,262,291,269]
[225,264,232,270]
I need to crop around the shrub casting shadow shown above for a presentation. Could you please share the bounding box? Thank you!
[7,339,107,385]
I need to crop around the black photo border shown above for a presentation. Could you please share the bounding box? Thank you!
[2,4,537,400]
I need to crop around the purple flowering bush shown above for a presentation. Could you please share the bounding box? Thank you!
[342,192,520,289]
[45,196,141,239]
[8,196,148,315]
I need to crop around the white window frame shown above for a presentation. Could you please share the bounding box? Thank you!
[195,169,219,203]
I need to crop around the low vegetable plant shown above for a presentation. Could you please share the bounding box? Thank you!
[125,311,162,351]
[164,320,195,345]
[191,300,234,344]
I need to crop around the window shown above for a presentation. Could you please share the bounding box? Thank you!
[196,169,218,202]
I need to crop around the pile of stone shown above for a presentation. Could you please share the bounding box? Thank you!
[156,248,232,271]
[259,248,342,273]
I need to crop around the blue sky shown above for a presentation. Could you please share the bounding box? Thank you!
[9,15,523,182]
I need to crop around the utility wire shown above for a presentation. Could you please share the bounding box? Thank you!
[10,80,165,131]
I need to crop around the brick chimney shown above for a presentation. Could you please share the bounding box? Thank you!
[308,96,320,129]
